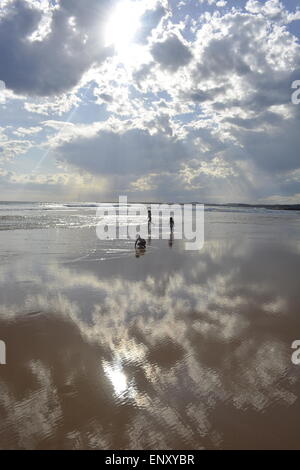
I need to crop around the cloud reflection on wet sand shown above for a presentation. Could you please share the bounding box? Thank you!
[1,237,300,449]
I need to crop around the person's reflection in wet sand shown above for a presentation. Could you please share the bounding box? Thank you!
[135,247,146,258]
[168,232,174,248]
[148,222,152,246]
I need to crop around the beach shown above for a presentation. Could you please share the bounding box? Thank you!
[1,202,300,449]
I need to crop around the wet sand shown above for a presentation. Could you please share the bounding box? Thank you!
[1,209,300,449]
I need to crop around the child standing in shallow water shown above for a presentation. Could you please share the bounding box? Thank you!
[170,217,174,232]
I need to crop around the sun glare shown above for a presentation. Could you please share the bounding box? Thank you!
[105,1,143,56]
[103,361,128,397]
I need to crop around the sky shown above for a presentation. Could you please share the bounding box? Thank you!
[0,0,300,203]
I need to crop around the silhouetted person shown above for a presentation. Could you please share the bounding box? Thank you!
[135,235,146,258]
[148,209,152,224]
[170,217,174,232]
[135,234,146,249]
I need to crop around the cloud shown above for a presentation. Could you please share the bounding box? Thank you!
[135,3,167,44]
[198,0,227,6]
[0,167,109,201]
[1,0,300,202]
[152,7,300,197]
[151,34,193,71]
[245,0,300,23]
[0,0,115,96]
[56,126,190,176]
[0,127,33,161]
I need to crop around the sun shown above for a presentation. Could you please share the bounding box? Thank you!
[104,1,143,56]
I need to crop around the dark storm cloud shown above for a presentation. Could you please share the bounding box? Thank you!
[151,35,193,71]
[0,0,114,96]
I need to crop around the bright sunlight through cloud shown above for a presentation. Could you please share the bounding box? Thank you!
[104,1,143,57]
